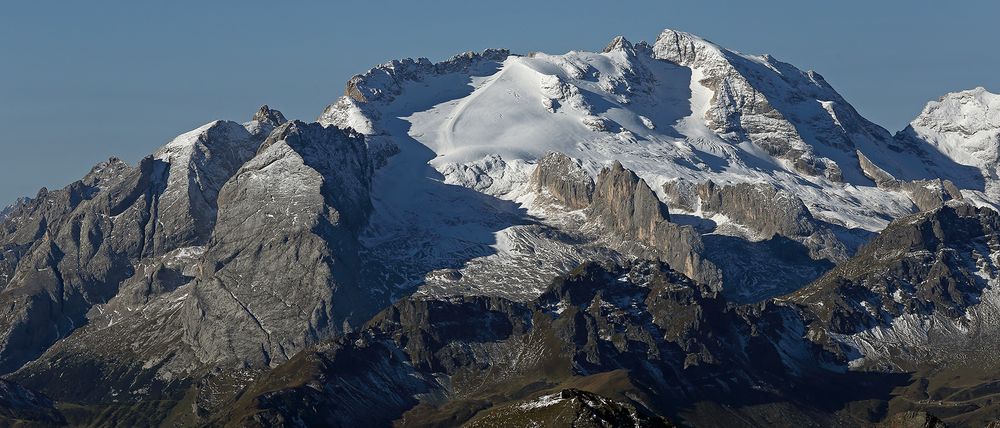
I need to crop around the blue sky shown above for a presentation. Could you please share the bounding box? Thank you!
[1,1,997,204]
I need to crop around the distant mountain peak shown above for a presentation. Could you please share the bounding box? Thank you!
[602,35,634,53]
[651,28,725,66]
[252,104,287,127]
[907,86,1000,169]
[917,86,1000,133]
[4,25,1000,427]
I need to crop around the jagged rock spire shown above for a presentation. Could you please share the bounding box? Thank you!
[252,104,287,127]
[602,35,633,53]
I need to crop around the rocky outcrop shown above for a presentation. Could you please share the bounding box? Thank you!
[898,179,963,211]
[252,104,287,127]
[590,161,670,241]
[858,151,962,211]
[182,120,374,368]
[245,104,288,138]
[332,49,511,107]
[602,35,635,54]
[206,260,881,427]
[665,179,849,262]
[795,202,1000,369]
[0,197,30,224]
[660,179,848,302]
[0,156,168,373]
[532,152,594,209]
[5,26,1000,428]
[151,120,262,252]
[439,154,531,198]
[588,162,720,288]
[0,113,267,374]
[0,158,131,289]
[652,29,892,184]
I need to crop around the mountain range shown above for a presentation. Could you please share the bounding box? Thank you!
[0,28,999,427]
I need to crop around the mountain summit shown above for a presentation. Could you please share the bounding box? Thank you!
[0,28,998,426]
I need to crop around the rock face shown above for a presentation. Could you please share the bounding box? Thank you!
[661,179,852,302]
[252,104,288,127]
[858,151,963,211]
[532,152,594,209]
[182,120,374,368]
[0,159,130,292]
[591,161,671,237]
[795,202,1000,371]
[666,179,849,261]
[199,202,1000,425]
[0,197,29,224]
[334,49,511,107]
[0,118,264,374]
[245,104,289,138]
[6,26,1000,428]
[589,161,720,288]
[203,260,903,427]
[652,29,888,183]
[151,120,261,254]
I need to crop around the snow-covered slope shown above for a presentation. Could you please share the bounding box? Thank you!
[309,28,1000,302]
[896,87,1000,204]
[5,26,1000,427]
[319,29,966,238]
[909,87,1000,169]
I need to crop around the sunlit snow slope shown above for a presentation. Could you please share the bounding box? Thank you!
[317,28,999,299]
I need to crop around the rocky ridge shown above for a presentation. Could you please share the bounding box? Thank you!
[0,27,997,427]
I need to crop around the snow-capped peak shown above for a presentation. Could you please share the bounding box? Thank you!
[602,35,634,54]
[651,28,726,67]
[314,27,998,232]
[907,87,1000,168]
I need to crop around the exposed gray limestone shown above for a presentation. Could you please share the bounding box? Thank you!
[0,198,29,224]
[590,161,670,240]
[328,48,511,108]
[252,104,287,127]
[858,150,962,211]
[0,118,262,374]
[652,29,892,184]
[589,162,720,288]
[245,104,289,138]
[2,27,1000,428]
[602,35,634,54]
[663,179,848,262]
[151,120,261,253]
[182,120,374,368]
[531,152,594,209]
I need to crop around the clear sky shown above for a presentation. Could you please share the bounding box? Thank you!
[1,1,997,205]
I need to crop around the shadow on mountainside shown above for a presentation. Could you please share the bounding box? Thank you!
[704,234,835,304]
[672,369,914,426]
[353,67,538,305]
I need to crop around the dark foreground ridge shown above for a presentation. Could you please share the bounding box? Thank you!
[1,27,1000,427]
